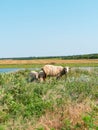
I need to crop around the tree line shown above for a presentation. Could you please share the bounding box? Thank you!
[0,53,98,60]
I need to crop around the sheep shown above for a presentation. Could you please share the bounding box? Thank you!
[38,70,46,82]
[29,70,39,82]
[42,64,70,79]
[29,70,46,82]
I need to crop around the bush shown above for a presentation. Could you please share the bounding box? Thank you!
[0,68,98,129]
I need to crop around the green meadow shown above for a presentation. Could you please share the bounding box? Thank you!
[0,62,98,69]
[0,66,98,130]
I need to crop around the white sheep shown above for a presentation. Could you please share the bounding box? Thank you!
[29,70,39,82]
[38,70,46,82]
[42,64,70,79]
[29,70,46,82]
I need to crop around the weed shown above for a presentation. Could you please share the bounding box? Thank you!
[0,68,98,129]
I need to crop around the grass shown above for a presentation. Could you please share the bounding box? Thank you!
[0,66,98,130]
[0,59,98,68]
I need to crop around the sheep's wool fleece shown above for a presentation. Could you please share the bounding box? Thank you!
[30,71,38,78]
[43,65,64,76]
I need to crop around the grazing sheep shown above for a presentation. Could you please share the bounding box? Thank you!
[29,71,39,82]
[42,64,70,79]
[38,70,46,82]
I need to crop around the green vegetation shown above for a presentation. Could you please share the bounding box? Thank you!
[0,53,98,60]
[0,64,43,68]
[62,53,98,59]
[0,63,98,69]
[0,68,98,130]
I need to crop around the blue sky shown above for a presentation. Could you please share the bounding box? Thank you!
[0,0,98,58]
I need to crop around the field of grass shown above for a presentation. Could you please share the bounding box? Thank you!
[0,66,98,130]
[0,59,98,68]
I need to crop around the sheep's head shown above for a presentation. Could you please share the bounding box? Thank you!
[64,66,70,73]
[60,67,69,76]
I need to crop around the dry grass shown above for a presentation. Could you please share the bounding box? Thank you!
[29,101,92,130]
[0,59,98,65]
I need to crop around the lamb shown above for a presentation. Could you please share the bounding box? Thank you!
[42,64,70,79]
[29,70,39,82]
[29,70,46,82]
[38,70,46,82]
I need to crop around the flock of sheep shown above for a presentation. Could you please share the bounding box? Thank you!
[29,64,70,82]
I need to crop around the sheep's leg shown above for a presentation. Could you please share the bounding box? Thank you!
[56,73,61,79]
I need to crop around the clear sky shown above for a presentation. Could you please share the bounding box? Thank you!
[0,0,98,58]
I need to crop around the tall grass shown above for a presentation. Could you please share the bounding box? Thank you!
[0,68,98,130]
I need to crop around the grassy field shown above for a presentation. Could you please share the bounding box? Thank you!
[0,59,98,68]
[0,65,98,130]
